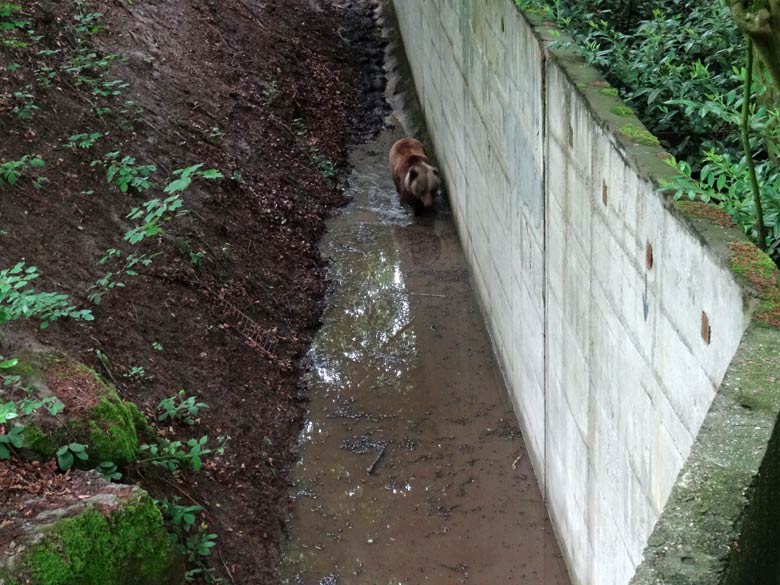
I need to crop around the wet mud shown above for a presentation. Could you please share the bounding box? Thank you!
[280,18,572,580]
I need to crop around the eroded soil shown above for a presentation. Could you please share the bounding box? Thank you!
[0,0,386,582]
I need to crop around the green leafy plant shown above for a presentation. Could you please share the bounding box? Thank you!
[61,50,117,85]
[124,164,223,245]
[157,390,207,426]
[181,533,221,584]
[92,78,128,97]
[0,155,44,186]
[515,0,780,260]
[662,149,780,256]
[56,442,89,470]
[124,194,186,244]
[0,263,93,328]
[97,460,122,481]
[12,90,38,119]
[157,498,222,584]
[0,3,24,30]
[0,3,27,48]
[158,498,202,531]
[660,63,780,257]
[174,238,206,270]
[262,80,280,105]
[34,64,56,88]
[189,251,205,269]
[66,132,103,150]
[0,420,24,459]
[137,435,225,473]
[165,163,224,194]
[91,164,223,305]
[123,365,146,381]
[88,271,125,305]
[206,127,225,145]
[73,11,104,38]
[96,151,156,193]
[311,150,336,180]
[0,359,26,459]
[88,250,158,305]
[119,99,144,128]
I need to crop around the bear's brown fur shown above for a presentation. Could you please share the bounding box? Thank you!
[389,138,441,214]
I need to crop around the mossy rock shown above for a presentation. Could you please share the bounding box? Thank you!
[1,352,150,466]
[1,477,183,585]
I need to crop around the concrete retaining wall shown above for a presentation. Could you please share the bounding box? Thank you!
[387,1,779,584]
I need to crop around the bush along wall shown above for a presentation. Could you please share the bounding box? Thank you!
[515,0,780,263]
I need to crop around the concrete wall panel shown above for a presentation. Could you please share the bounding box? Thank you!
[391,2,750,584]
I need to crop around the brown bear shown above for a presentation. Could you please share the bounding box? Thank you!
[389,138,441,214]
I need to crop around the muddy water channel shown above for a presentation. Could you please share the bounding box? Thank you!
[281,37,570,579]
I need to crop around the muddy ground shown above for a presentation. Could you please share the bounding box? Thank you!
[0,0,386,582]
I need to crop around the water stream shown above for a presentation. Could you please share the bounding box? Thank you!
[280,13,571,584]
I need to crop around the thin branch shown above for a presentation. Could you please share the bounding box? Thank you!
[741,38,768,250]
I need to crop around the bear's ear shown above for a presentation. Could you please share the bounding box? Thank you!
[409,168,418,182]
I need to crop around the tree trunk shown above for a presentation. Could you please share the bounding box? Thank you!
[729,0,780,94]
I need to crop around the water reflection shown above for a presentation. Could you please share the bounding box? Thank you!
[308,168,417,410]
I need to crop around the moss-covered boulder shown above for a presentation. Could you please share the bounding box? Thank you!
[1,352,150,466]
[0,470,182,585]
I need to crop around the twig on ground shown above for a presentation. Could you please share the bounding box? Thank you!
[90,339,120,388]
[218,547,237,585]
[153,473,206,510]
[367,444,386,475]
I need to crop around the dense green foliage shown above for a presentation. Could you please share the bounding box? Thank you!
[516,0,780,259]
[517,0,744,160]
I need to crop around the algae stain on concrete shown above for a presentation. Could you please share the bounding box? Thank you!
[280,120,570,584]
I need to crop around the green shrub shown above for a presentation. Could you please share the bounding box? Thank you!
[0,263,93,329]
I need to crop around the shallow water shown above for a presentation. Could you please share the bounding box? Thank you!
[280,120,572,584]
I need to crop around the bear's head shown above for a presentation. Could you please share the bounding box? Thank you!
[405,162,440,209]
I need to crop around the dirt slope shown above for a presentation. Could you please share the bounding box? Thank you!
[0,0,386,582]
